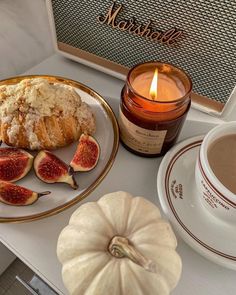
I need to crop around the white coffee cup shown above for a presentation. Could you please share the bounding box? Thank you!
[195,121,236,223]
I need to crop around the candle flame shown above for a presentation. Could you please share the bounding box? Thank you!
[150,68,158,100]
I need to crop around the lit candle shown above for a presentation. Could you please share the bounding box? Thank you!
[119,62,192,157]
[132,69,185,102]
[150,68,158,100]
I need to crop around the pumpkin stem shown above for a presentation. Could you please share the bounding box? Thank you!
[108,236,157,274]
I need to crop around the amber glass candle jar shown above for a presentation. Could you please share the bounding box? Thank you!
[119,62,192,157]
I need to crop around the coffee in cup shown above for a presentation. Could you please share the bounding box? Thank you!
[207,134,236,194]
[195,122,236,223]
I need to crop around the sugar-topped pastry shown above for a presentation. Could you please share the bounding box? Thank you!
[0,78,96,150]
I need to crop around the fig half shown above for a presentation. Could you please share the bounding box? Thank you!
[0,181,50,206]
[0,147,33,182]
[34,151,78,189]
[70,134,100,172]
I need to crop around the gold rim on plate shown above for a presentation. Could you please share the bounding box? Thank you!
[0,75,120,223]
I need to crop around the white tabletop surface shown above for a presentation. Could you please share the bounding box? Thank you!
[0,54,235,295]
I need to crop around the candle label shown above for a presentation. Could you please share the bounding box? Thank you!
[119,110,167,154]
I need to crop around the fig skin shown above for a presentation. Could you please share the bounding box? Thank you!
[0,181,50,206]
[0,147,33,182]
[70,134,100,172]
[34,151,78,189]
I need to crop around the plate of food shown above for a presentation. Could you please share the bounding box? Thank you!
[0,75,119,222]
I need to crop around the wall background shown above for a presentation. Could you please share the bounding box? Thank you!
[0,0,53,80]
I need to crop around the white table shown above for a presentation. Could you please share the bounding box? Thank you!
[0,54,235,295]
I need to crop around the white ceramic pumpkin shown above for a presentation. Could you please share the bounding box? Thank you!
[57,191,182,295]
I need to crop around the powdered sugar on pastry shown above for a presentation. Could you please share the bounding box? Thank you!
[76,102,96,135]
[0,78,82,118]
[23,78,82,117]
[0,78,96,149]
[6,118,20,144]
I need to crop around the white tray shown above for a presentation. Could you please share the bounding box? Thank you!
[0,55,235,295]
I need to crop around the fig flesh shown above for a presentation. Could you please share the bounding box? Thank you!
[34,151,78,189]
[0,181,50,206]
[70,134,100,172]
[0,147,33,182]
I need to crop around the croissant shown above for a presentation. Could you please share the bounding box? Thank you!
[0,78,96,150]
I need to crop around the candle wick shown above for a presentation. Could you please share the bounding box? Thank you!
[151,93,156,101]
[150,88,158,101]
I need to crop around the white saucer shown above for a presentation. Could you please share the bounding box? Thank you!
[157,135,236,271]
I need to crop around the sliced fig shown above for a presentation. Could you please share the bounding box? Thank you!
[34,151,78,189]
[70,134,100,172]
[0,181,50,206]
[0,147,33,182]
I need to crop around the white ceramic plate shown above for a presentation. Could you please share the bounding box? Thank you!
[0,75,119,223]
[157,135,236,270]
